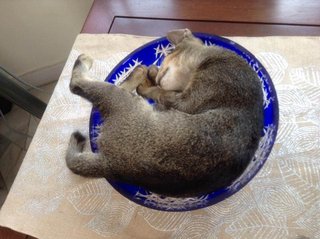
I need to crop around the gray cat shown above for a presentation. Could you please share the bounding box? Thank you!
[66,29,264,197]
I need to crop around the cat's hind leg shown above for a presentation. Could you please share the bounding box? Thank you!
[70,54,150,116]
[66,131,110,178]
[70,54,109,103]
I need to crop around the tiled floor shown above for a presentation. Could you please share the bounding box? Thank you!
[0,81,57,207]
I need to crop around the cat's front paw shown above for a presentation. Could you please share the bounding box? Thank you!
[119,65,149,92]
[147,65,159,85]
[127,65,148,82]
[136,82,149,96]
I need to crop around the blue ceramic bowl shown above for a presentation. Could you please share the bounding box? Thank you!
[90,33,279,211]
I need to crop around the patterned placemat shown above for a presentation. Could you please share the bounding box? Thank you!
[0,34,319,239]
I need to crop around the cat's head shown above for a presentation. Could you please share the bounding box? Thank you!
[155,29,204,91]
[167,28,203,46]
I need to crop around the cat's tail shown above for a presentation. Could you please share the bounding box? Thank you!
[66,131,109,178]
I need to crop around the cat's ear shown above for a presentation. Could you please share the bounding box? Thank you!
[167,28,192,45]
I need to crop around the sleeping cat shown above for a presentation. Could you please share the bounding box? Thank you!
[66,29,264,197]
